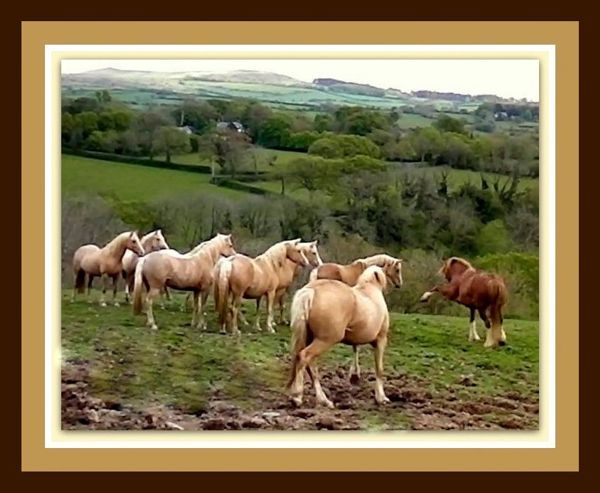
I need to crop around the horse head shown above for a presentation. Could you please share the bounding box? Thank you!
[218,233,237,257]
[299,240,323,268]
[383,257,404,288]
[127,231,145,256]
[286,239,309,267]
[150,229,169,252]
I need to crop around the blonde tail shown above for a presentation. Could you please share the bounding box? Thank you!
[214,258,233,327]
[287,287,314,388]
[132,256,147,315]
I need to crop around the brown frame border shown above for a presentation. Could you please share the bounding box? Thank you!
[21,21,578,472]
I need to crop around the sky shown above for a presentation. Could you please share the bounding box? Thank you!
[62,59,539,102]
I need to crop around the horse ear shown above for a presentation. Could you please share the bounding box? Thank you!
[291,238,301,245]
[312,240,318,246]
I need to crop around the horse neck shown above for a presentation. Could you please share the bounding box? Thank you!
[104,234,129,261]
[257,244,287,271]
[449,264,474,282]
[193,240,222,266]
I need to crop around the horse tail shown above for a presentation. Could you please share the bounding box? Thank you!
[74,268,86,294]
[132,256,147,315]
[214,258,233,326]
[287,287,314,389]
[489,278,508,345]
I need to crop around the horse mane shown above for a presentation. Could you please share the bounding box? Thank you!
[359,254,398,267]
[104,231,134,254]
[447,257,474,270]
[258,241,291,268]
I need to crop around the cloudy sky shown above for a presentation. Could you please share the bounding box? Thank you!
[62,59,539,101]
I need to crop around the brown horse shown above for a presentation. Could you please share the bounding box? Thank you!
[122,230,169,303]
[132,234,236,330]
[287,266,397,408]
[72,231,145,306]
[214,239,309,335]
[310,253,404,378]
[420,257,508,348]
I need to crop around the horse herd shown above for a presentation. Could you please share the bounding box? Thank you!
[71,229,508,407]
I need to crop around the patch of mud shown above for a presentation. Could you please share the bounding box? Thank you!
[62,361,538,431]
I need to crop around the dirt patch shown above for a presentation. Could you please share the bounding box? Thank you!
[61,361,539,431]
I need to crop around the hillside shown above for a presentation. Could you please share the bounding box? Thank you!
[62,68,531,112]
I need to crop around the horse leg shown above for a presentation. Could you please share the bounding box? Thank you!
[348,345,361,384]
[230,295,242,336]
[468,308,480,342]
[124,272,131,304]
[112,275,120,307]
[265,290,276,333]
[253,297,262,332]
[289,339,332,408]
[479,308,495,347]
[87,275,94,298]
[100,275,108,307]
[306,363,334,409]
[191,290,200,328]
[145,287,160,330]
[199,290,209,331]
[372,335,390,404]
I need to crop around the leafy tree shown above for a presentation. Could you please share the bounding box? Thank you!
[410,127,443,163]
[434,114,467,134]
[199,130,251,178]
[152,126,192,163]
[475,219,513,255]
[308,138,343,159]
[256,115,292,148]
[133,110,171,159]
[313,113,333,132]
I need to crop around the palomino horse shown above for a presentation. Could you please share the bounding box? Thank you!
[122,230,169,303]
[310,254,404,287]
[310,253,404,380]
[72,231,145,306]
[133,234,236,330]
[236,241,323,328]
[419,257,508,348]
[287,266,399,408]
[214,239,309,335]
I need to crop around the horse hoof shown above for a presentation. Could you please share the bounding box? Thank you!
[349,374,360,385]
[376,396,391,405]
[100,302,107,307]
[114,302,120,307]
[291,396,303,408]
[150,324,158,331]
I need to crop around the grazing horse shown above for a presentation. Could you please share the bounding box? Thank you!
[287,266,397,408]
[419,257,508,348]
[214,239,309,335]
[72,231,145,306]
[132,234,236,330]
[122,230,169,303]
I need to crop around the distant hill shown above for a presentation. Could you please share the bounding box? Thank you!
[62,68,533,111]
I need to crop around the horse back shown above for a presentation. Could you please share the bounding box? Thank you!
[460,271,507,307]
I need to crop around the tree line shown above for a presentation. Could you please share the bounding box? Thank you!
[62,91,539,177]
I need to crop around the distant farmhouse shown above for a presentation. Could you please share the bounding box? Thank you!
[216,121,245,133]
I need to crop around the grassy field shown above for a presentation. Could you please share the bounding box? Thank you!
[62,154,248,201]
[62,290,539,431]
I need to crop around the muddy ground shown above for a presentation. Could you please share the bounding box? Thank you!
[62,360,539,431]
